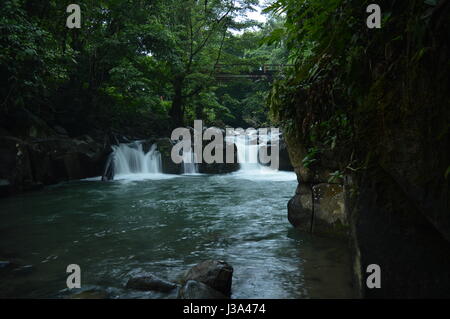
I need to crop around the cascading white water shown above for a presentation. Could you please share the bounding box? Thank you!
[111,142,162,175]
[182,148,199,174]
[233,133,263,172]
[229,130,283,175]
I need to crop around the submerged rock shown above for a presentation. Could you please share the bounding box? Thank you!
[183,260,233,297]
[126,273,178,293]
[178,280,228,299]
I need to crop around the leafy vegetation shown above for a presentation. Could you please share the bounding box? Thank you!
[0,0,286,139]
[266,0,450,177]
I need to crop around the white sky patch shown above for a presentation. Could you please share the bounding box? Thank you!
[232,1,271,34]
[246,4,267,23]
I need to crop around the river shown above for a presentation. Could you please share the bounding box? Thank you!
[0,139,354,299]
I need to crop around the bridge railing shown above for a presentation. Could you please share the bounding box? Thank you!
[214,64,294,74]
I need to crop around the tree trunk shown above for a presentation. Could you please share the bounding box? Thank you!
[170,76,185,128]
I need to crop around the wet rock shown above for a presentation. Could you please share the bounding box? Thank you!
[283,132,338,183]
[178,280,228,299]
[288,184,313,229]
[288,183,349,238]
[158,134,240,175]
[28,138,109,182]
[0,132,111,195]
[0,261,11,269]
[102,154,115,181]
[126,273,178,293]
[140,138,158,154]
[0,109,112,195]
[183,260,233,297]
[0,136,35,193]
[198,143,239,174]
[313,184,347,227]
[156,138,182,174]
[260,138,294,171]
[278,139,294,171]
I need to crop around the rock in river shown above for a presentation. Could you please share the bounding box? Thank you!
[183,260,233,297]
[126,273,178,293]
[178,280,228,299]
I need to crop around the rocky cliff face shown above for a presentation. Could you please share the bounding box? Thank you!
[281,1,450,298]
[0,108,112,196]
[0,135,112,196]
[285,103,450,298]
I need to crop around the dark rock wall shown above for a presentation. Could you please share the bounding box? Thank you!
[0,135,111,196]
[283,1,450,298]
[0,109,112,196]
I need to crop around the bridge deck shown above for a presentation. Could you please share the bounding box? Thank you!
[213,64,293,81]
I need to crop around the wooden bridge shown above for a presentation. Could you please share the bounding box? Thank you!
[213,64,293,81]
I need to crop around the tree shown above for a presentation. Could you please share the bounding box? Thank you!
[151,0,259,127]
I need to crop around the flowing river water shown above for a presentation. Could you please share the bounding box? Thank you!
[0,138,355,299]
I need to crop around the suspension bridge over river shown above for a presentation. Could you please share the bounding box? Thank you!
[213,64,293,81]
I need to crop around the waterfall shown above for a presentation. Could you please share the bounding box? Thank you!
[230,130,281,173]
[182,148,199,174]
[103,142,162,180]
[233,133,262,172]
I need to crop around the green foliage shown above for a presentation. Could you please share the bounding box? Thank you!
[302,147,319,169]
[266,0,449,174]
[1,0,286,138]
[0,0,70,111]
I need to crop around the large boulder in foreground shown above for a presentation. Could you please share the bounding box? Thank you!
[183,260,233,297]
[126,273,178,293]
[178,280,228,299]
